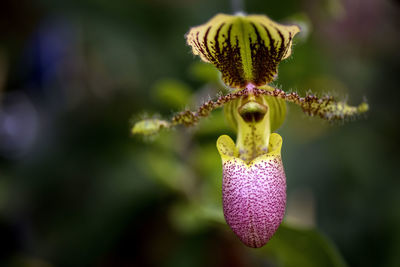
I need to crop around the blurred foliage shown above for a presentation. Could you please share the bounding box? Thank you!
[261,224,347,267]
[188,62,221,85]
[152,79,192,110]
[0,0,400,266]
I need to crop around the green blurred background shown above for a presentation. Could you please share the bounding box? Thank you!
[0,0,399,266]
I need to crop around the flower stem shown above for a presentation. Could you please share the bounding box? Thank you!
[231,0,244,14]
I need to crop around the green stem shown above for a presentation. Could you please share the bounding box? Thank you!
[232,0,244,13]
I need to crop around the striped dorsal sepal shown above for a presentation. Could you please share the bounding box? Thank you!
[186,13,300,89]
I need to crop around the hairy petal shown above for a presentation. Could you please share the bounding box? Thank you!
[186,14,300,88]
[217,133,286,248]
[252,86,369,121]
[131,89,250,135]
[131,84,368,136]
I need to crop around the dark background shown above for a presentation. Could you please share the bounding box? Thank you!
[0,0,399,266]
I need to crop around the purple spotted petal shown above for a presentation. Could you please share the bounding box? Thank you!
[222,155,286,248]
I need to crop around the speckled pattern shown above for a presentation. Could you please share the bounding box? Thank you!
[222,154,286,248]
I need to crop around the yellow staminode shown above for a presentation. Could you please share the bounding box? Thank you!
[186,14,300,88]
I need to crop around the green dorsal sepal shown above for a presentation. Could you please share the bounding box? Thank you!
[186,13,300,88]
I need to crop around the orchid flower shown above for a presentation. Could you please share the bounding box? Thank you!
[132,13,368,248]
